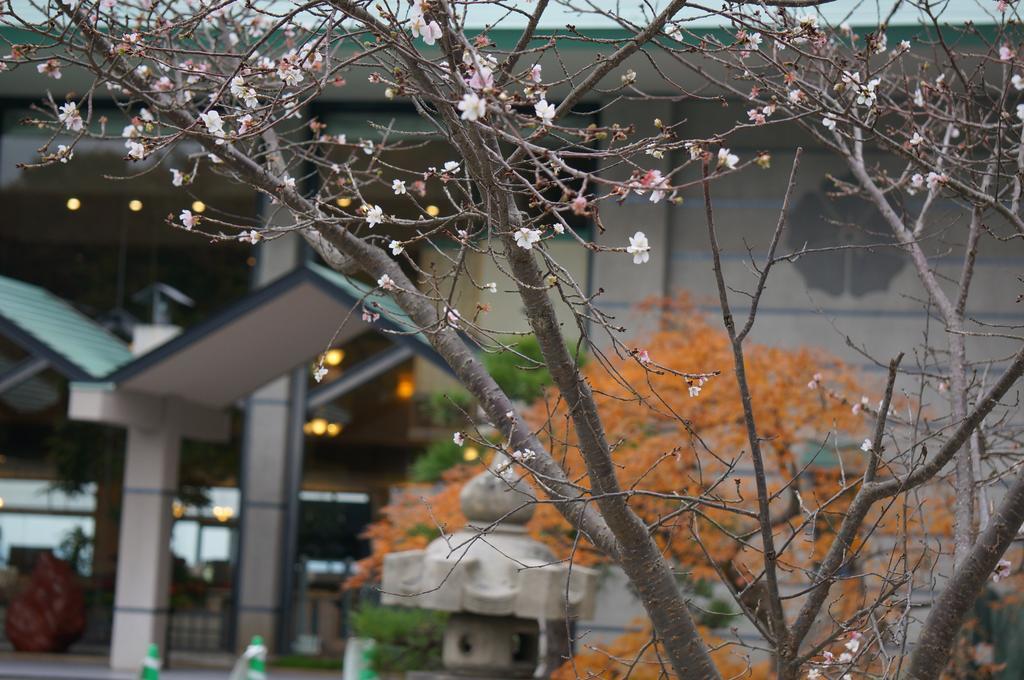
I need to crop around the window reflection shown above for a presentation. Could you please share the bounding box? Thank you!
[0,108,256,330]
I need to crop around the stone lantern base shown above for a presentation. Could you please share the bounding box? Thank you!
[381,456,599,679]
[437,614,538,678]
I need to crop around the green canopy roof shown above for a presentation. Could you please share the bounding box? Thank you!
[87,263,446,409]
[0,274,132,380]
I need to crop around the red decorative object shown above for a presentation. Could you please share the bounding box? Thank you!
[5,553,86,652]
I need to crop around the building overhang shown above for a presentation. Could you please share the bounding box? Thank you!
[67,263,449,431]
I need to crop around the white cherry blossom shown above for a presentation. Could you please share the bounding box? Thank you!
[926,171,946,190]
[200,109,225,137]
[125,139,146,160]
[179,209,198,229]
[458,92,487,121]
[410,15,442,45]
[513,227,541,250]
[365,204,384,227]
[37,59,61,79]
[58,102,83,132]
[535,99,556,125]
[511,449,536,463]
[717,148,739,169]
[626,231,650,264]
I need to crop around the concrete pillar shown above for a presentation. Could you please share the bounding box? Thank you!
[109,426,181,670]
[234,232,301,652]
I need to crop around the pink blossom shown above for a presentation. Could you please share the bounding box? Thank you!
[993,558,1012,582]
[468,67,493,90]
[179,209,198,230]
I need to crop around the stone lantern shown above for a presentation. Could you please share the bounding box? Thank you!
[381,455,598,679]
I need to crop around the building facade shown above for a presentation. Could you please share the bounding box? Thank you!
[0,0,1020,672]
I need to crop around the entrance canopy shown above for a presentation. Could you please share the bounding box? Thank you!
[68,263,448,439]
[0,273,132,382]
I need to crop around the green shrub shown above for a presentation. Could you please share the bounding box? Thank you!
[409,440,466,483]
[272,655,342,670]
[481,336,553,403]
[351,606,447,673]
[699,597,739,630]
[408,336,586,482]
[419,390,474,427]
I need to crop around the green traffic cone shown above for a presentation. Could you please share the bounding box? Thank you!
[247,635,267,680]
[139,643,160,680]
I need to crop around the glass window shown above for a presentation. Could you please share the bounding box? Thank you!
[0,107,256,330]
[0,513,95,575]
[0,479,96,512]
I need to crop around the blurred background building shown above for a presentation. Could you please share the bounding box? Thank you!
[0,0,1021,673]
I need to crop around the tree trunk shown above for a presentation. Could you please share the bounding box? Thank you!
[906,471,1024,678]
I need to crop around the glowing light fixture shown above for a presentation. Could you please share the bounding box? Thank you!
[395,373,415,399]
[425,204,440,217]
[128,199,143,212]
[324,348,345,366]
[462,446,480,462]
[309,417,329,436]
[172,500,185,518]
[191,200,206,213]
[304,417,344,437]
[0,497,5,509]
[212,505,235,522]
[66,197,81,211]
[336,197,352,208]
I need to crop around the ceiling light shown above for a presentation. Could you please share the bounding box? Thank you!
[395,373,415,399]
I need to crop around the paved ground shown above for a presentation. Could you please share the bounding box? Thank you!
[0,658,340,680]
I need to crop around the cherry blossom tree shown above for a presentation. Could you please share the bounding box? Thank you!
[3,0,1024,678]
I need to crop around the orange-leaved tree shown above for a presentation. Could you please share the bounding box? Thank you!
[351,297,884,674]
